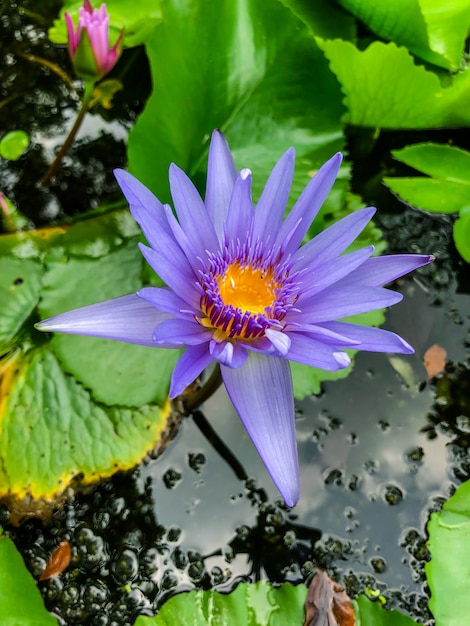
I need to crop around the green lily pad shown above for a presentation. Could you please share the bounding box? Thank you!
[0,532,57,625]
[0,130,29,161]
[134,581,307,625]
[426,479,470,625]
[383,178,470,215]
[390,143,470,183]
[49,0,164,48]
[384,143,470,215]
[281,0,356,40]
[317,39,437,128]
[61,209,139,257]
[454,207,470,263]
[317,39,470,129]
[133,580,420,625]
[0,347,170,500]
[39,237,178,407]
[0,225,67,259]
[337,0,470,70]
[127,0,345,205]
[354,595,419,625]
[0,257,42,353]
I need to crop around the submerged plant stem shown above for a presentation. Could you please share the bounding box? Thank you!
[192,410,248,481]
[184,364,223,413]
[40,81,95,186]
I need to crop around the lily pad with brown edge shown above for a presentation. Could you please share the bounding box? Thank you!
[0,346,176,523]
[0,212,183,520]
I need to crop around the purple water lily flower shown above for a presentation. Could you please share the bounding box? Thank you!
[36,131,433,506]
[65,0,123,81]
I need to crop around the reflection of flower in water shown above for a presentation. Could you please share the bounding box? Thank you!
[37,130,432,506]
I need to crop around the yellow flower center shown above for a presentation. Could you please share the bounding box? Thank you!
[217,262,278,314]
[198,261,285,340]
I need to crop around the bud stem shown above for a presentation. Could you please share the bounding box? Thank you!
[40,81,95,187]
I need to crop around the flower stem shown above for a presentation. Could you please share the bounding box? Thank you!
[184,364,223,413]
[192,410,248,480]
[40,81,95,187]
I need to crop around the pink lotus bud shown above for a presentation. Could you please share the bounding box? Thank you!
[65,0,123,81]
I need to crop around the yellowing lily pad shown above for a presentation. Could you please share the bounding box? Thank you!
[0,347,171,502]
[0,212,180,512]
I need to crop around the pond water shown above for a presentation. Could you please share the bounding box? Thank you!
[1,3,470,626]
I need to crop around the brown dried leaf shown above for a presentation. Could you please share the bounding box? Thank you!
[424,344,447,379]
[39,540,71,580]
[304,569,355,626]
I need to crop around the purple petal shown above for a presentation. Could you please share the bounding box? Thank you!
[153,319,213,346]
[265,328,291,356]
[284,323,360,347]
[162,204,203,271]
[205,130,238,240]
[114,169,173,247]
[252,147,295,244]
[209,339,249,367]
[221,353,300,506]
[137,287,196,318]
[169,164,219,256]
[298,245,374,299]
[319,321,414,353]
[36,294,164,346]
[293,207,376,272]
[336,254,434,287]
[240,336,279,355]
[275,153,342,257]
[114,169,201,286]
[291,286,403,323]
[170,344,213,398]
[138,243,200,306]
[223,169,254,241]
[286,333,351,370]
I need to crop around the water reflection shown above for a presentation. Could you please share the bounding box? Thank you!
[140,276,468,620]
[0,2,150,228]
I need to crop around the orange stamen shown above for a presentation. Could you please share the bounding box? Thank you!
[217,262,279,314]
